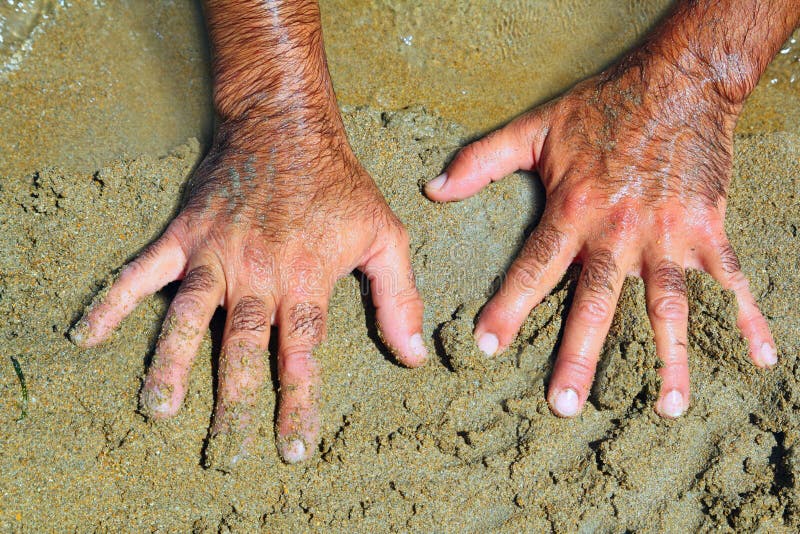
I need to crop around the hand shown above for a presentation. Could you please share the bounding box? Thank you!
[425,49,776,419]
[70,114,426,466]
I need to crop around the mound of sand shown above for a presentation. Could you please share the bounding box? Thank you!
[0,107,798,531]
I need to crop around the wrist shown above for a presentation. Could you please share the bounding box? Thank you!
[212,53,340,123]
[635,0,793,108]
[612,38,745,116]
[206,0,339,123]
[653,38,754,108]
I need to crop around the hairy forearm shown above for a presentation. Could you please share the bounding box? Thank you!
[647,0,800,104]
[203,0,339,128]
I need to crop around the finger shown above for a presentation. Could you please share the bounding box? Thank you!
[703,236,777,368]
[644,258,690,419]
[139,261,224,419]
[547,247,626,417]
[204,293,272,472]
[275,297,328,464]
[474,221,576,356]
[360,227,427,367]
[69,225,186,347]
[424,112,545,202]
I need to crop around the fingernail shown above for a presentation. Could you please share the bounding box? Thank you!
[68,318,89,347]
[409,333,428,362]
[140,384,173,418]
[759,342,778,367]
[659,389,685,419]
[477,332,499,356]
[279,439,307,464]
[552,388,580,417]
[425,173,447,192]
[204,431,252,473]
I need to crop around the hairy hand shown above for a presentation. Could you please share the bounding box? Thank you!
[425,50,776,419]
[71,115,426,466]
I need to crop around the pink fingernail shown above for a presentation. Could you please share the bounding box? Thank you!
[409,333,428,361]
[477,332,499,356]
[553,389,580,417]
[760,342,778,367]
[659,390,685,419]
[68,318,90,347]
[279,439,307,464]
[140,384,173,418]
[426,173,447,192]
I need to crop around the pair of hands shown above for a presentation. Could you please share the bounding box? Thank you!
[70,46,776,467]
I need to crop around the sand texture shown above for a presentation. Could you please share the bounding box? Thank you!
[1,106,799,531]
[2,0,799,530]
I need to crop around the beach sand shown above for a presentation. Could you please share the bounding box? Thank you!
[1,1,799,531]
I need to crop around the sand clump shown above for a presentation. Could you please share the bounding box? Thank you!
[0,107,799,531]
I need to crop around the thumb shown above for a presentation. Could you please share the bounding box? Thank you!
[360,224,427,368]
[424,112,546,202]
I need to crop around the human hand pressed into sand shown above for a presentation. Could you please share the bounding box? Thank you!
[70,114,426,466]
[424,4,789,419]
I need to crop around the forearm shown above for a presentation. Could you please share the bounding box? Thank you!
[203,0,340,130]
[646,0,800,105]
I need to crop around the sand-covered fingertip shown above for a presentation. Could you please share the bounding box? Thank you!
[277,437,310,464]
[203,428,254,474]
[67,317,90,348]
[437,300,501,372]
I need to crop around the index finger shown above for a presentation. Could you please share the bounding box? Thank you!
[69,225,186,347]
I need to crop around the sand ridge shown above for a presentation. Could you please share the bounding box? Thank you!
[1,107,798,531]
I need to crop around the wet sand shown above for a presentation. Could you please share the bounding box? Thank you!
[1,1,799,531]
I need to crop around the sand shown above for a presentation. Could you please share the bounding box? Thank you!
[0,106,798,531]
[1,1,799,532]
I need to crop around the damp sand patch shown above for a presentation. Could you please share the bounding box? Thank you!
[0,108,798,531]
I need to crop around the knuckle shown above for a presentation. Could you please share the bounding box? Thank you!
[558,354,596,383]
[719,241,741,274]
[659,345,688,368]
[655,211,677,232]
[240,241,273,273]
[122,257,148,280]
[557,185,591,221]
[166,216,191,244]
[509,260,542,296]
[281,349,315,367]
[460,139,488,167]
[724,269,751,293]
[606,204,639,235]
[287,302,326,343]
[649,295,689,321]
[573,295,614,326]
[219,338,265,377]
[279,349,321,382]
[180,265,219,295]
[581,249,619,294]
[134,239,168,269]
[479,300,515,326]
[170,292,208,320]
[515,112,540,137]
[230,296,269,334]
[393,289,423,313]
[124,238,177,280]
[284,260,326,298]
[652,260,687,295]
[521,222,566,266]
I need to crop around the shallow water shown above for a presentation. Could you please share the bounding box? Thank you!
[0,0,55,51]
[1,0,797,177]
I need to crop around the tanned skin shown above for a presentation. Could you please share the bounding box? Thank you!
[71,0,799,465]
[426,0,800,419]
[70,0,427,467]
